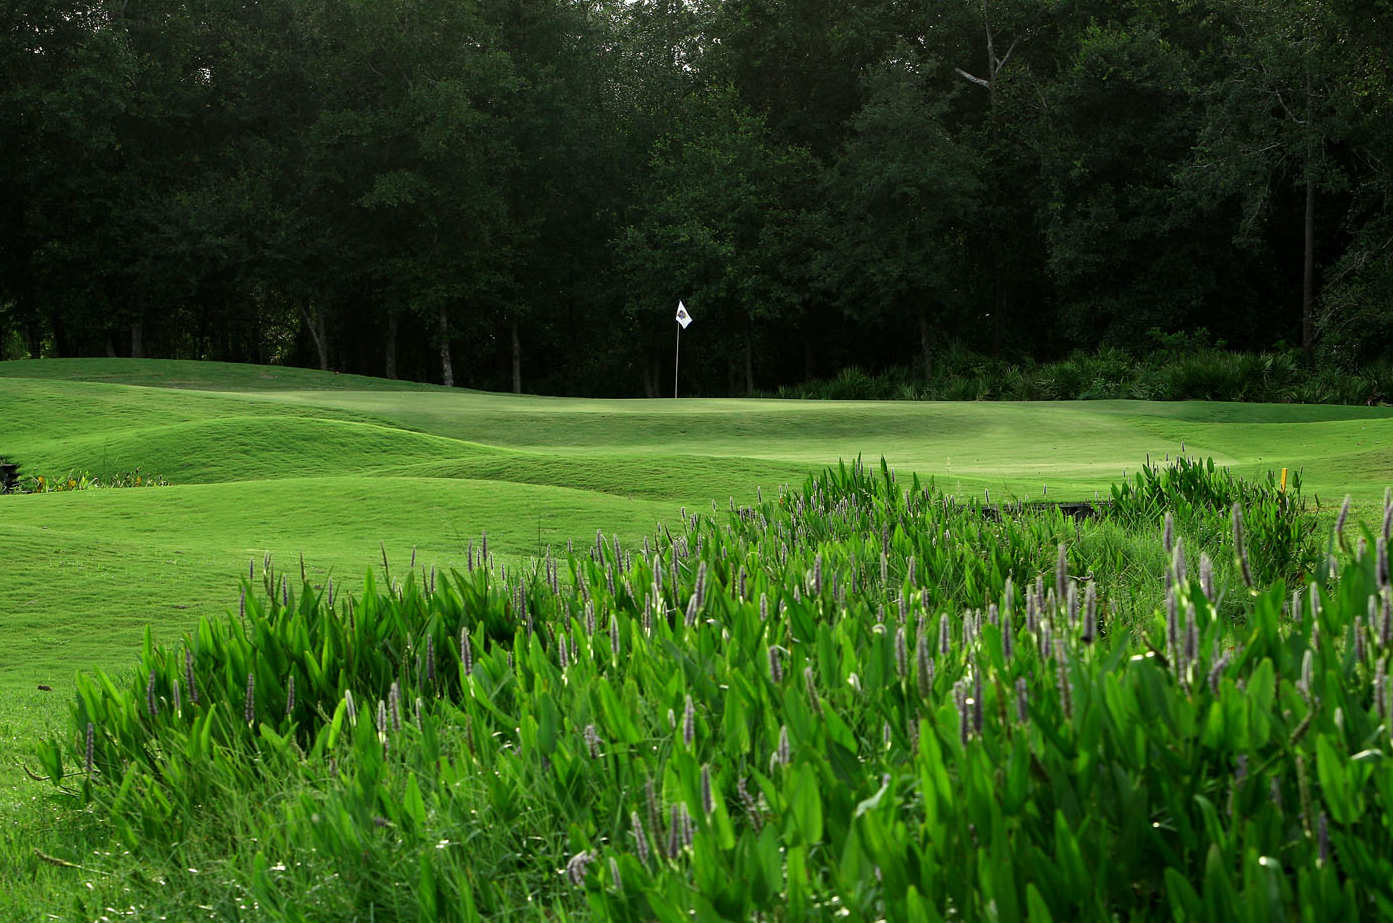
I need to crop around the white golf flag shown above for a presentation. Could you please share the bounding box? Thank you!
[675,300,693,329]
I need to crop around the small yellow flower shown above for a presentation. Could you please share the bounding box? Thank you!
[68,479,76,488]
[136,476,142,485]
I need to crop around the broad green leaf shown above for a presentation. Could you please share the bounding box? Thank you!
[418,853,439,923]
[790,763,823,844]
[1315,734,1360,824]
[1025,883,1054,923]
[403,772,427,829]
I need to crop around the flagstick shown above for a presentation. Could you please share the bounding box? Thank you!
[674,324,681,399]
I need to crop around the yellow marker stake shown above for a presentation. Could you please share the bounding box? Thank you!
[1280,468,1288,493]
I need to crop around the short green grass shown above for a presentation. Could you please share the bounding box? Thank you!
[0,358,1389,917]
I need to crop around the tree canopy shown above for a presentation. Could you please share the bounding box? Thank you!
[2,0,1390,393]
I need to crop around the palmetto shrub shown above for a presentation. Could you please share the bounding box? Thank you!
[768,345,1388,407]
[1160,350,1249,401]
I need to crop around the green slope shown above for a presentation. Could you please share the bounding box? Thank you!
[0,476,674,689]
[19,414,499,484]
[0,357,445,391]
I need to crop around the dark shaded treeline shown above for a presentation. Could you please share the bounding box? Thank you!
[2,0,1391,395]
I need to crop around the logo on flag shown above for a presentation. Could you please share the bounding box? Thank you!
[675,301,693,329]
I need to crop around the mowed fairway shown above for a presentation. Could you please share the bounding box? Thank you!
[2,358,1391,806]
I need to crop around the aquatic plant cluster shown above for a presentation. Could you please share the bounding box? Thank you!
[3,468,167,493]
[37,459,1393,921]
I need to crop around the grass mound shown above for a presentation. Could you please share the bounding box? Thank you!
[24,415,499,485]
[0,357,448,392]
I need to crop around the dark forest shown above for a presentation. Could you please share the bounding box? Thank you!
[3,0,1392,395]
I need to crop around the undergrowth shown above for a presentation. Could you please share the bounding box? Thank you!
[0,468,168,493]
[772,345,1393,405]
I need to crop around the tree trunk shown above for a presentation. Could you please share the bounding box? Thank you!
[804,339,815,382]
[130,321,144,359]
[300,306,329,370]
[385,309,399,379]
[438,305,454,388]
[1302,70,1316,360]
[984,0,1006,358]
[314,308,328,370]
[511,314,521,394]
[991,275,1006,357]
[642,350,656,398]
[919,313,933,378]
[1303,176,1315,358]
[982,0,997,117]
[744,325,755,395]
[105,334,116,358]
[49,309,69,357]
[945,25,1011,368]
[194,306,209,360]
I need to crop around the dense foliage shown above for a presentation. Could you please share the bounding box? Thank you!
[771,344,1393,405]
[38,458,1393,920]
[3,0,1393,395]
[1,468,167,493]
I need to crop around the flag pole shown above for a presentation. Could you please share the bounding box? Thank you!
[673,300,691,398]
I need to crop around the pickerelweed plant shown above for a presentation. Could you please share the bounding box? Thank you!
[1108,453,1322,589]
[4,467,168,493]
[36,459,1393,921]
